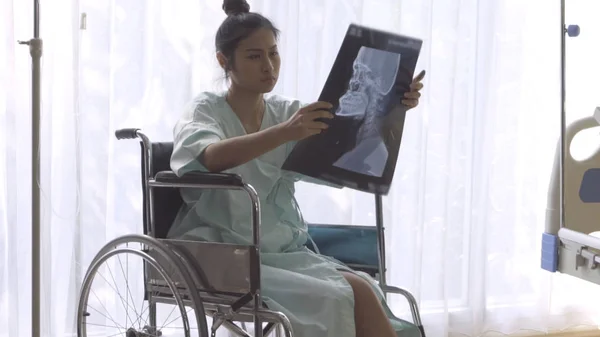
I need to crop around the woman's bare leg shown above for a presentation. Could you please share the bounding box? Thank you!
[341,271,397,337]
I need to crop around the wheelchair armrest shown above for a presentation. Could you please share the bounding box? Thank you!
[154,170,244,187]
[381,285,423,329]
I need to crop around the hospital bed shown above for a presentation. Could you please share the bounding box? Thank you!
[75,128,425,337]
[542,107,600,285]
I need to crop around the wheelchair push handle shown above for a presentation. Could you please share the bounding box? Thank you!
[115,128,141,140]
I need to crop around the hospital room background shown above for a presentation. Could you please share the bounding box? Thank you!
[1,0,600,336]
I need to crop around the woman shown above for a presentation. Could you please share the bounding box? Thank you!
[169,0,425,336]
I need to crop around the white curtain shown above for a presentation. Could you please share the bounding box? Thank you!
[2,0,600,336]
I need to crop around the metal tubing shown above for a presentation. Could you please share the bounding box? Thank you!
[223,321,252,337]
[148,181,248,189]
[34,0,40,38]
[243,184,263,337]
[159,297,296,337]
[559,0,566,229]
[136,131,154,236]
[262,323,277,337]
[375,194,387,288]
[381,285,423,326]
[30,38,42,337]
[375,194,425,335]
[559,228,600,251]
[30,0,42,333]
[243,184,261,255]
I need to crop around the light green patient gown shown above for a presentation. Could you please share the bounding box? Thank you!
[169,91,419,337]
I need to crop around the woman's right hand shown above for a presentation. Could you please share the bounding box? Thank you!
[279,101,334,141]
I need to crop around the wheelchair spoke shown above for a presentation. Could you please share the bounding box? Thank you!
[137,298,152,328]
[162,307,195,330]
[78,245,195,337]
[92,267,140,318]
[117,249,142,327]
[88,287,125,331]
[130,295,149,329]
[159,300,179,331]
[137,287,149,327]
[86,304,126,333]
[106,257,135,327]
[84,322,123,330]
[129,288,159,330]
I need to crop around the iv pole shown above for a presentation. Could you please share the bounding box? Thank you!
[559,0,581,230]
[18,0,42,336]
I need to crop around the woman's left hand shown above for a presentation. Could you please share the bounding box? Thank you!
[402,70,426,109]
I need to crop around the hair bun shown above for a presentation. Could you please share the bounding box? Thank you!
[222,0,250,16]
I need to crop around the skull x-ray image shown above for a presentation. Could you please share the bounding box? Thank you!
[331,47,401,177]
[282,24,422,195]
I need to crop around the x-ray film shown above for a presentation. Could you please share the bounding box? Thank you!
[282,24,423,195]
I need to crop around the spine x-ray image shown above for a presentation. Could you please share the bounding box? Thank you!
[282,24,422,195]
[332,46,401,177]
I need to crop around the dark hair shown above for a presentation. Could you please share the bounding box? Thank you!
[216,0,280,77]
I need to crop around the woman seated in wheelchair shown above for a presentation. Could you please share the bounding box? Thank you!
[169,0,424,336]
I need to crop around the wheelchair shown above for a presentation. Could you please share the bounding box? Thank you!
[75,128,426,337]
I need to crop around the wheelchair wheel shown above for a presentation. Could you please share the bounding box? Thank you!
[77,235,208,337]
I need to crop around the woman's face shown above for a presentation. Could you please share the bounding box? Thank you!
[226,28,281,93]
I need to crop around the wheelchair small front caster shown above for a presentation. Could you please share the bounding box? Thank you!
[142,325,163,337]
[125,326,162,337]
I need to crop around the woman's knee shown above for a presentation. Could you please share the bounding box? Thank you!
[341,271,397,337]
[341,272,380,304]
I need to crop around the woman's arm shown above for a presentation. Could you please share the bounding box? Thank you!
[202,124,287,172]
[202,101,334,172]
